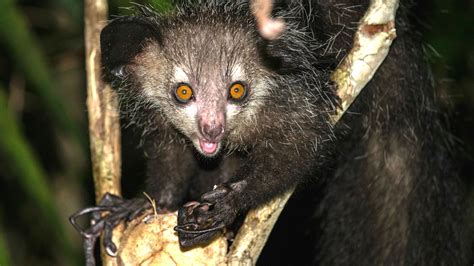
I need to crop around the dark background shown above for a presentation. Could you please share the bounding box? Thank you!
[0,0,472,265]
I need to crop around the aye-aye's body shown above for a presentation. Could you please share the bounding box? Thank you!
[76,0,467,265]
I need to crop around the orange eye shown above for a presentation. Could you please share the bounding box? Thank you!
[175,84,193,103]
[229,82,247,101]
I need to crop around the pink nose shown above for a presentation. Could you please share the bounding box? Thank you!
[198,112,225,141]
[200,122,224,141]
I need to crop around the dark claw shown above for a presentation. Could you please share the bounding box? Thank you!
[177,228,222,248]
[84,237,98,266]
[69,193,151,265]
[103,221,118,256]
[83,219,105,238]
[175,201,225,247]
[183,201,200,208]
[174,222,225,234]
[128,205,146,221]
[69,206,111,237]
[175,182,246,247]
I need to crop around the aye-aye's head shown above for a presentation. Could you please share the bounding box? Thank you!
[100,5,276,157]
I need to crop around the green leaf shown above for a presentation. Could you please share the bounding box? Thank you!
[0,0,86,151]
[0,224,11,266]
[0,88,78,264]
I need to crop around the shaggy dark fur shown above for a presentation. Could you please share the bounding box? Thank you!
[75,0,468,264]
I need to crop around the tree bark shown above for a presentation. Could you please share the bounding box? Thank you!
[84,0,122,264]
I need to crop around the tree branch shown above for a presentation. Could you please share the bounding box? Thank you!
[84,0,122,264]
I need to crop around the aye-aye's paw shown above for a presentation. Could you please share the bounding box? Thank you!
[69,193,151,264]
[175,182,246,247]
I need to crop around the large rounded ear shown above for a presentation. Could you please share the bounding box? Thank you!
[100,17,160,79]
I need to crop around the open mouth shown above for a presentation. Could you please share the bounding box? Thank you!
[198,139,219,156]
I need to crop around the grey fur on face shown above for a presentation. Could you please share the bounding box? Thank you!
[128,17,275,155]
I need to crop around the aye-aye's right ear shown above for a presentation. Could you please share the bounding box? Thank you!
[100,17,161,79]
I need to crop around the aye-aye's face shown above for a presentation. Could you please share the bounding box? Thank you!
[129,21,274,157]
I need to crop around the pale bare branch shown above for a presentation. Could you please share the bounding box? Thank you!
[84,0,122,264]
